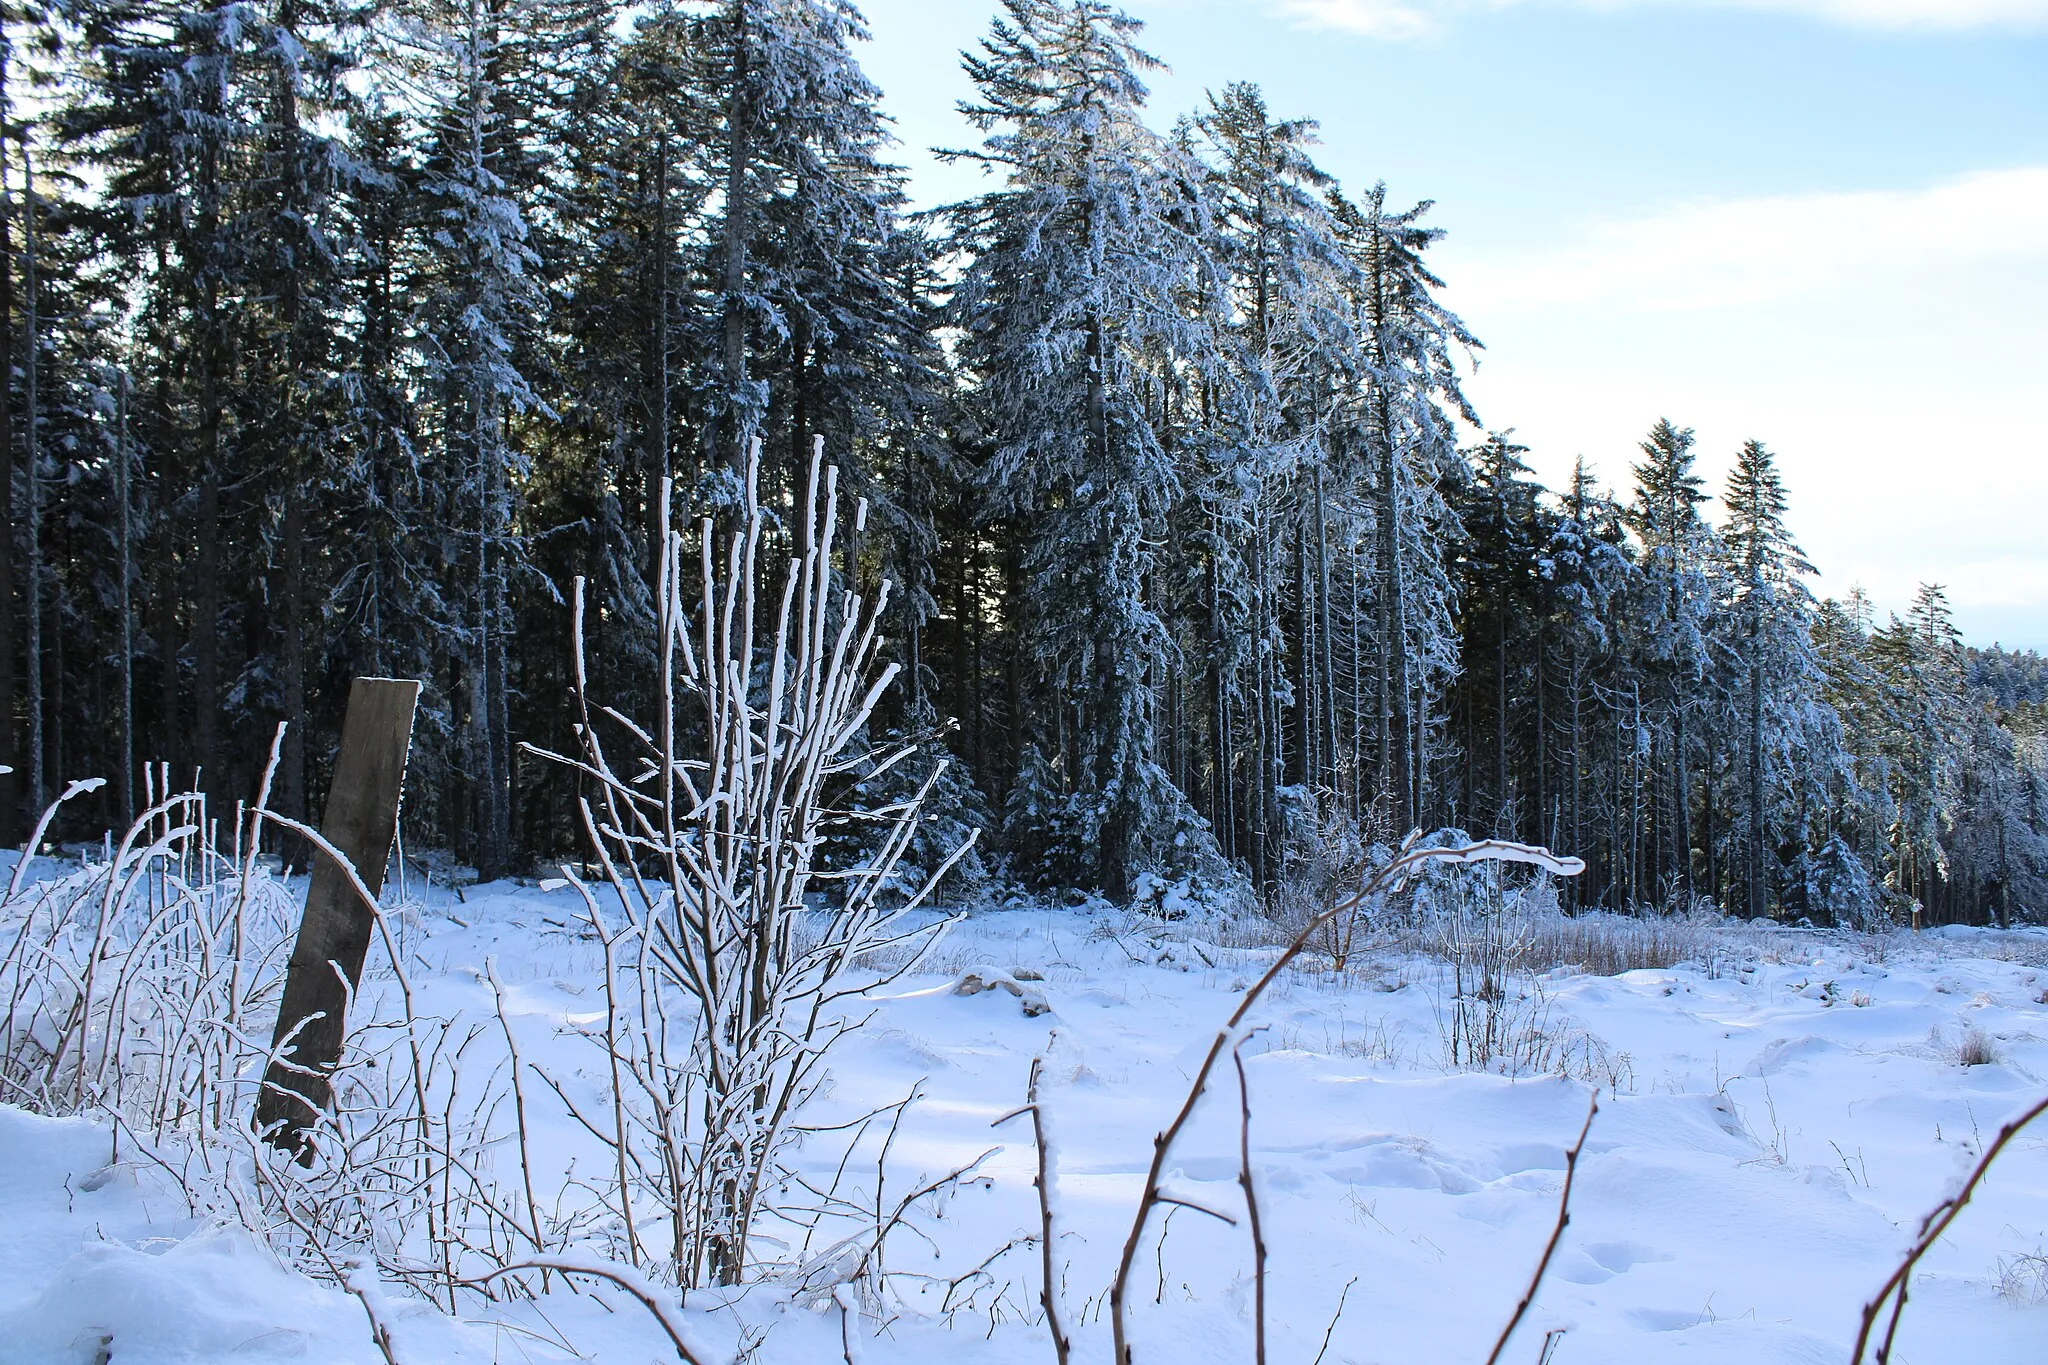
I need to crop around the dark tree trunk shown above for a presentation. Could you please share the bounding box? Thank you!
[0,44,16,841]
[1748,616,1767,919]
[718,0,753,474]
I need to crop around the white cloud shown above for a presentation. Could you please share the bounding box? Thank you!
[1268,0,2048,39]
[1450,167,2048,314]
[1431,168,2048,646]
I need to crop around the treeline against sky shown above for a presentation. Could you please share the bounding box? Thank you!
[2,0,2043,923]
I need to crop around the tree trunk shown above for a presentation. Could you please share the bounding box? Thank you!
[1748,615,1766,919]
[1376,395,1412,833]
[115,374,134,824]
[22,139,42,813]
[192,129,225,797]
[718,0,753,475]
[0,45,15,840]
[280,498,309,866]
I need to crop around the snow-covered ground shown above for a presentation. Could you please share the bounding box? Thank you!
[2,875,2045,1365]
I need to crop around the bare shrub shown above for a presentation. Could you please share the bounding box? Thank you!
[526,448,975,1290]
[1430,865,1546,1072]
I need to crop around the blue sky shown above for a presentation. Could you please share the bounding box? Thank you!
[854,0,2048,650]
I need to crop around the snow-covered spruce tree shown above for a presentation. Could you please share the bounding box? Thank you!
[58,0,292,808]
[540,0,714,744]
[1329,181,1476,839]
[384,0,602,876]
[1180,80,1357,892]
[942,0,1220,899]
[539,0,962,812]
[1717,439,1841,919]
[1946,698,2048,927]
[533,451,974,1288]
[1448,430,1546,842]
[233,0,364,844]
[1541,458,1636,907]
[686,0,920,498]
[1622,418,1718,904]
[324,102,449,716]
[1871,585,1970,917]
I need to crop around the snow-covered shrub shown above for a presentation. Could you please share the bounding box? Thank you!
[1269,796,1392,970]
[0,774,294,1126]
[0,757,529,1309]
[529,450,975,1289]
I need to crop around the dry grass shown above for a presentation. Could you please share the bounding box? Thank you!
[1998,1252,2048,1303]
[1954,1028,2001,1068]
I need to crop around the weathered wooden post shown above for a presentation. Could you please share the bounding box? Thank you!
[257,677,421,1157]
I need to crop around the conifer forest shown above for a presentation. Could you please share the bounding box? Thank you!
[2,0,2044,927]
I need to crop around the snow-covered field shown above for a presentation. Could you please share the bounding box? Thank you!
[3,873,2046,1365]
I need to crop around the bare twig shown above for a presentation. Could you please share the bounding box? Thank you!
[486,958,550,1281]
[1483,1091,1598,1365]
[464,1256,713,1365]
[1109,837,1585,1365]
[996,1055,1071,1365]
[1233,1034,1268,1365]
[1852,1088,2048,1365]
[1311,1276,1358,1365]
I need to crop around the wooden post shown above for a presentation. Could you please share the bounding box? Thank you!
[257,677,421,1156]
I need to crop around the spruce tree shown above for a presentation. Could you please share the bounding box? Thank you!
[1720,439,1831,918]
[1624,418,1715,903]
[944,0,1217,897]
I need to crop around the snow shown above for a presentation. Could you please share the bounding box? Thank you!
[2,881,2045,1364]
